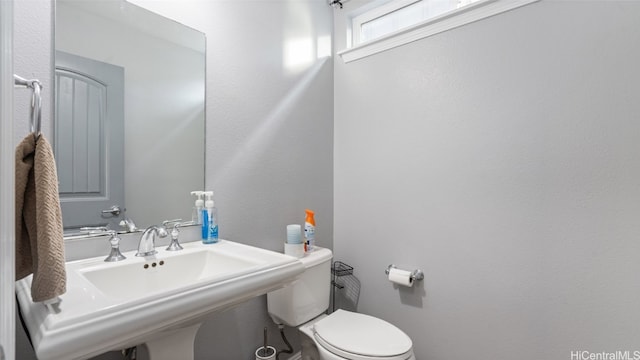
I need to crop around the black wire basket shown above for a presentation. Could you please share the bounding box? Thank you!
[331,261,353,277]
[330,261,359,313]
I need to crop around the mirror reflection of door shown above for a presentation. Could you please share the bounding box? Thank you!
[55,51,124,231]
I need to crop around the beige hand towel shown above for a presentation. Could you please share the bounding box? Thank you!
[15,134,67,302]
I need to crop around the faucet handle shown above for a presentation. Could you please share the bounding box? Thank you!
[166,223,184,251]
[104,230,126,262]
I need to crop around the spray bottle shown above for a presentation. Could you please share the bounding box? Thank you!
[304,209,315,252]
[191,191,204,224]
[203,191,218,244]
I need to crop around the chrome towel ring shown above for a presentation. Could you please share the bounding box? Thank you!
[14,74,43,142]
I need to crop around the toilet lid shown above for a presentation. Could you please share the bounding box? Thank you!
[313,310,412,358]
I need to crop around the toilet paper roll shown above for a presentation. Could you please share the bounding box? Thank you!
[388,268,414,287]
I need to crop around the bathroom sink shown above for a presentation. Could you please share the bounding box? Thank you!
[15,240,304,360]
[80,246,259,301]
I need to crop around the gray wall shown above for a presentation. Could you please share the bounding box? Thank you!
[334,1,640,359]
[14,0,333,359]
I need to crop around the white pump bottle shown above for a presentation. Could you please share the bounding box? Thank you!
[190,191,204,224]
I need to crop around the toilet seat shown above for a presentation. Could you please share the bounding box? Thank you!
[312,310,413,360]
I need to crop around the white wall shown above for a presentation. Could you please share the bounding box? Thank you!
[14,1,333,359]
[334,1,640,359]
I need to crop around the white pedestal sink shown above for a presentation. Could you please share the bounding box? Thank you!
[15,240,304,360]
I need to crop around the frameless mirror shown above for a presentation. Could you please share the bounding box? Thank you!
[54,0,205,235]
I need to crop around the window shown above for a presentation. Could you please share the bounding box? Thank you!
[354,0,482,45]
[339,0,540,63]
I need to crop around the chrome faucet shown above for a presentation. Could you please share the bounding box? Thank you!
[135,225,168,257]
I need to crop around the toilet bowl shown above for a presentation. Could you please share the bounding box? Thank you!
[300,311,416,360]
[267,247,415,360]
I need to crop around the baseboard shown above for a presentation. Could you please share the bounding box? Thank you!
[286,351,302,360]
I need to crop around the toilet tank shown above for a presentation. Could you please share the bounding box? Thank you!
[267,247,333,326]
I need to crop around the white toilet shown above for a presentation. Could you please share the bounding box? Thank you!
[267,247,416,360]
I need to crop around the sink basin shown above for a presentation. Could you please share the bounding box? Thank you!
[81,246,259,301]
[15,239,304,360]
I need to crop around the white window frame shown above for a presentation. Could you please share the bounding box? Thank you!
[339,0,540,63]
[351,0,422,45]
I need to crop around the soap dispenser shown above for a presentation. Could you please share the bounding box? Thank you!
[201,191,212,241]
[191,191,204,224]
[203,191,218,244]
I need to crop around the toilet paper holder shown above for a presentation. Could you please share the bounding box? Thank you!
[385,264,424,282]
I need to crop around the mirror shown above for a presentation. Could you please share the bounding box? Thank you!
[54,0,205,235]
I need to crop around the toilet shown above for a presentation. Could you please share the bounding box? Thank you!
[267,247,415,360]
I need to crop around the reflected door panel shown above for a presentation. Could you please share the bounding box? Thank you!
[55,51,124,230]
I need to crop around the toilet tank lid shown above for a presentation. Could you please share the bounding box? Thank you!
[313,310,413,357]
[298,247,332,269]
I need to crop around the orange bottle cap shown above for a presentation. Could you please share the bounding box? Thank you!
[305,209,315,226]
